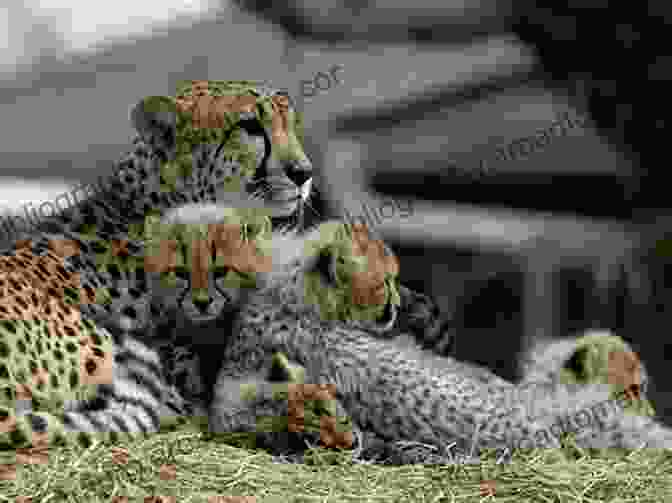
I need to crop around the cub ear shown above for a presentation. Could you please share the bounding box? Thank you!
[129,95,178,157]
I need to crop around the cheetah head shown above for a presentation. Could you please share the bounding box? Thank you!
[208,351,354,452]
[128,80,313,224]
[522,330,656,418]
[146,205,274,324]
[263,220,403,335]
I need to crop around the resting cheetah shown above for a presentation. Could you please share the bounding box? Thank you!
[207,219,672,459]
[0,80,318,452]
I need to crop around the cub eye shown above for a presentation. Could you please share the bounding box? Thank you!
[212,266,230,279]
[173,268,190,280]
[314,251,338,284]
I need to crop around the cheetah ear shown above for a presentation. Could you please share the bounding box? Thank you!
[129,95,178,157]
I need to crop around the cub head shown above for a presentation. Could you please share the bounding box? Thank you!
[208,351,354,453]
[521,330,656,418]
[128,80,313,224]
[266,220,403,335]
[145,204,274,324]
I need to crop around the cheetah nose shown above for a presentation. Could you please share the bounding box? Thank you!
[283,161,312,187]
[192,291,213,312]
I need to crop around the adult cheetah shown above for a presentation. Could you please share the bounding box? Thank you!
[0,79,319,454]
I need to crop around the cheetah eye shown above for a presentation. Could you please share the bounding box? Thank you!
[212,266,230,279]
[174,267,190,280]
[314,251,338,285]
